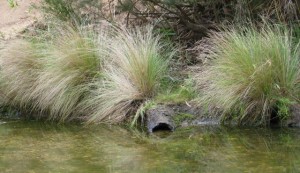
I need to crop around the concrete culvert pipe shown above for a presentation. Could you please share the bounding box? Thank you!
[146,105,175,133]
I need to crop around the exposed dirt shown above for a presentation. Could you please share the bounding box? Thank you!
[0,0,40,40]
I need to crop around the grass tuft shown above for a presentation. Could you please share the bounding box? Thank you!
[131,101,156,127]
[0,40,42,109]
[0,25,174,124]
[31,26,106,121]
[155,78,195,104]
[82,26,172,124]
[196,25,300,125]
[0,26,108,121]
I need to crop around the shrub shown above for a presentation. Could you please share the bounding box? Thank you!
[196,26,300,125]
[40,0,103,25]
[117,0,300,40]
[82,26,172,123]
[41,0,79,23]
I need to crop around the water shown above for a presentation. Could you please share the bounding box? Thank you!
[0,119,300,173]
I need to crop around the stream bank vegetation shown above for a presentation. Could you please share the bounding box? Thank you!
[195,25,300,125]
[0,0,299,127]
[0,21,174,124]
[80,26,173,124]
[0,24,106,121]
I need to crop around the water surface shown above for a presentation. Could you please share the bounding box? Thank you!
[0,119,300,173]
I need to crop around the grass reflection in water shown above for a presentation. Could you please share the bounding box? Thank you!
[0,120,300,173]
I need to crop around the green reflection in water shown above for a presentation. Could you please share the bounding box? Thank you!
[0,119,300,173]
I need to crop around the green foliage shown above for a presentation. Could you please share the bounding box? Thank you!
[276,98,293,120]
[131,101,156,127]
[42,0,80,23]
[7,0,18,8]
[172,113,194,127]
[40,0,103,25]
[292,24,300,44]
[156,78,195,104]
[117,0,135,12]
[196,25,300,125]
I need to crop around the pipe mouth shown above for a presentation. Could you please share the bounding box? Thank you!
[152,123,173,132]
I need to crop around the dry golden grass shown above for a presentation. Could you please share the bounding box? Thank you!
[0,40,42,109]
[0,25,109,121]
[0,25,173,124]
[30,26,106,121]
[82,26,172,123]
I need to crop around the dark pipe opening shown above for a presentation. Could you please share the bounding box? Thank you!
[152,123,173,132]
[270,107,280,126]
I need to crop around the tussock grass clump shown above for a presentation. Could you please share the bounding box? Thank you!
[83,27,172,123]
[31,26,107,121]
[0,40,42,109]
[197,26,300,125]
[0,25,173,124]
[0,26,108,121]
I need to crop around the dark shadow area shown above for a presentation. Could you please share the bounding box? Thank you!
[270,107,280,126]
[152,123,173,132]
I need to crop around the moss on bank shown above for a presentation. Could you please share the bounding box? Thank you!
[172,113,195,127]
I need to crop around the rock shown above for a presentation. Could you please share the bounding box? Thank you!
[286,104,300,127]
[146,105,175,133]
[170,104,220,126]
[146,104,220,132]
